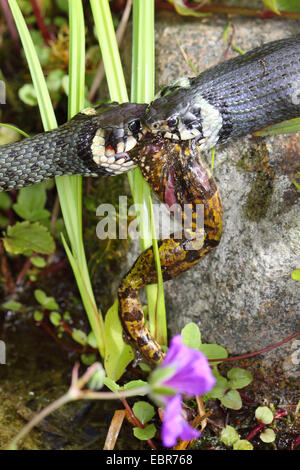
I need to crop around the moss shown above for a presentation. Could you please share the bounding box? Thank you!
[237,142,275,222]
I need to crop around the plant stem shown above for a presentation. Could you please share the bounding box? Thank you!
[208,331,300,363]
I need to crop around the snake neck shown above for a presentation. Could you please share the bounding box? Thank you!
[143,35,300,149]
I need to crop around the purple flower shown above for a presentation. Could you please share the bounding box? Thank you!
[151,334,216,448]
[161,334,216,398]
[161,394,200,448]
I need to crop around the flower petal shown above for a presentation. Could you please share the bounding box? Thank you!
[162,335,216,397]
[161,395,200,447]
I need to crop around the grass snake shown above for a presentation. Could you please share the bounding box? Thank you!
[0,36,299,363]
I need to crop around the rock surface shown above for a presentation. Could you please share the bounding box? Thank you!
[121,12,300,377]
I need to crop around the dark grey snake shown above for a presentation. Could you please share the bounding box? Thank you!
[0,35,299,191]
[143,35,300,147]
[0,102,147,190]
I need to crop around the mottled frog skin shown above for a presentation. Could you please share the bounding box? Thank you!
[118,136,222,363]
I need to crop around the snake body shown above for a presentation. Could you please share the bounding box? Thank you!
[1,36,300,363]
[1,37,299,190]
[143,36,300,148]
[0,102,146,191]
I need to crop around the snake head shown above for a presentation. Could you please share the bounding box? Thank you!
[143,78,223,150]
[80,102,147,174]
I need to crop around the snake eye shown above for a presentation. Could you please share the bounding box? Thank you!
[128,120,140,133]
[167,117,178,128]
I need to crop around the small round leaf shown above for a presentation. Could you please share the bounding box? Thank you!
[255,406,273,424]
[260,428,276,443]
[233,439,253,450]
[220,425,239,446]
[221,390,242,410]
[133,423,156,441]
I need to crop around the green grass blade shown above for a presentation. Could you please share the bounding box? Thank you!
[8,0,105,357]
[89,0,132,375]
[8,0,56,131]
[68,0,86,120]
[90,0,166,361]
[130,0,167,346]
[254,117,300,137]
[0,123,29,138]
[56,0,105,356]
[149,196,167,345]
[90,0,128,102]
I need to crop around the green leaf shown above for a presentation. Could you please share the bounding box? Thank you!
[103,377,120,393]
[18,83,38,106]
[132,401,155,425]
[0,215,9,227]
[255,117,300,137]
[198,343,228,364]
[87,366,105,390]
[33,310,44,322]
[260,428,276,443]
[233,439,253,450]
[72,329,87,346]
[275,0,300,12]
[34,289,59,310]
[139,363,151,372]
[227,368,253,390]
[49,311,61,326]
[291,269,300,281]
[13,184,50,221]
[46,69,65,92]
[0,123,29,140]
[63,311,71,321]
[104,300,134,381]
[30,256,46,268]
[255,406,274,424]
[149,366,175,387]
[167,0,211,17]
[61,75,69,95]
[0,192,12,211]
[3,221,55,255]
[2,300,22,311]
[262,0,281,14]
[133,423,156,441]
[295,399,300,416]
[81,353,97,366]
[220,425,240,447]
[204,369,228,400]
[87,331,98,348]
[150,385,177,397]
[181,322,201,349]
[56,0,69,12]
[123,380,148,395]
[221,390,242,410]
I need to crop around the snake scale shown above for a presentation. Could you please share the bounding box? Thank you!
[1,36,300,363]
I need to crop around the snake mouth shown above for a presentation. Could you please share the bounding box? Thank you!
[91,128,139,174]
[145,122,201,141]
